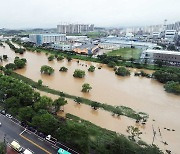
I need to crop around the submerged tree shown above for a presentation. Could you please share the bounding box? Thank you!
[40,65,54,75]
[59,66,68,72]
[73,69,85,78]
[88,65,96,72]
[82,83,92,92]
[127,126,142,141]
[115,67,130,76]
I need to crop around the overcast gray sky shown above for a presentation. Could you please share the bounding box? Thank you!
[0,0,180,29]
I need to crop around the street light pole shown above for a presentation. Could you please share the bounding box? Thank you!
[4,134,6,143]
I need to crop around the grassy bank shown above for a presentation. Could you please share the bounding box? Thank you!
[65,113,162,154]
[10,72,148,121]
[107,48,142,60]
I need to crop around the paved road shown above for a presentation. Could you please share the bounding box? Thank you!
[0,113,79,154]
[0,114,57,154]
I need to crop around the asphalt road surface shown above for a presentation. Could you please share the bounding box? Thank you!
[0,113,78,154]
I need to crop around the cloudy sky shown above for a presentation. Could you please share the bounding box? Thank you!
[0,0,180,29]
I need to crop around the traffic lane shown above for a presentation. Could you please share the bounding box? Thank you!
[22,131,58,154]
[0,114,47,154]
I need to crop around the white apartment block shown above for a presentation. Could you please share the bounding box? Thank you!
[57,24,94,34]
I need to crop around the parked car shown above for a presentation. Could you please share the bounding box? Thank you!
[20,121,27,128]
[27,126,36,133]
[0,122,1,126]
[0,110,6,115]
[6,114,12,119]
[36,132,46,138]
[46,135,57,144]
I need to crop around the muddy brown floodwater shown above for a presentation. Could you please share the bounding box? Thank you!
[1,43,180,153]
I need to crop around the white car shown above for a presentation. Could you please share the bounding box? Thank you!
[6,114,12,119]
[0,122,1,126]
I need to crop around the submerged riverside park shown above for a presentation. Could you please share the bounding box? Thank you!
[0,42,180,153]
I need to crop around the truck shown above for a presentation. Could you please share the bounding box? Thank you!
[10,140,23,152]
[57,148,71,154]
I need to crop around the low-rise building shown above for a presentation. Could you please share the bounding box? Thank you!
[140,49,180,65]
[29,34,66,45]
[98,43,120,50]
[52,43,72,51]
[73,44,99,54]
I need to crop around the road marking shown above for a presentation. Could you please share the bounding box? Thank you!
[20,129,26,135]
[20,134,52,154]
[26,130,31,134]
[38,137,44,141]
[51,145,58,149]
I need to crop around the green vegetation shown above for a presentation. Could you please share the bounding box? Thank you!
[73,69,85,78]
[164,81,180,94]
[6,40,25,54]
[10,72,148,121]
[65,114,162,154]
[37,79,43,86]
[59,66,68,72]
[115,67,131,76]
[107,47,142,60]
[153,68,180,83]
[127,126,142,141]
[48,55,55,61]
[153,68,180,94]
[0,142,6,154]
[2,55,8,60]
[53,97,67,113]
[66,56,72,62]
[4,57,27,70]
[88,65,96,72]
[40,65,54,75]
[107,61,117,68]
[86,31,107,39]
[0,73,162,154]
[82,83,92,93]
[14,57,27,69]
[57,55,64,61]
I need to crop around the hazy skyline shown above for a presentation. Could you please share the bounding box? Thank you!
[0,0,180,29]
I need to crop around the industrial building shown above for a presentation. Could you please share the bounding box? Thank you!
[141,49,180,65]
[51,43,72,51]
[29,34,66,45]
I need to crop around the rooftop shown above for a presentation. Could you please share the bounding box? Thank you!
[144,49,180,56]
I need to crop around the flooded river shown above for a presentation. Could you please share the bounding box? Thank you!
[0,43,180,153]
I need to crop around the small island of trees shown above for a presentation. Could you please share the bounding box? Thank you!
[82,83,92,92]
[40,65,54,75]
[88,65,96,72]
[59,66,68,72]
[115,67,131,76]
[48,55,55,61]
[73,69,85,78]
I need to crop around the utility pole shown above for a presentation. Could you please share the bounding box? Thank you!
[152,125,156,145]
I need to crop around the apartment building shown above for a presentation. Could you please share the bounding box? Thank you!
[57,24,94,34]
